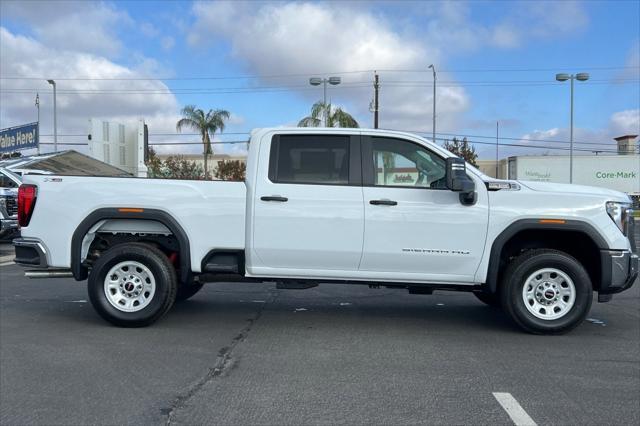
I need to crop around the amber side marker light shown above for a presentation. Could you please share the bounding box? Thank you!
[118,208,144,213]
[539,219,566,224]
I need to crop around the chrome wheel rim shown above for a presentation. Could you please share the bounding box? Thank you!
[522,268,575,320]
[104,261,156,312]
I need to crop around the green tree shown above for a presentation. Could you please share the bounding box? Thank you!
[298,101,359,128]
[162,155,204,180]
[215,159,246,181]
[145,146,163,178]
[176,105,230,179]
[443,137,478,167]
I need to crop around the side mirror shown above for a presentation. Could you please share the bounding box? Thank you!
[445,157,476,205]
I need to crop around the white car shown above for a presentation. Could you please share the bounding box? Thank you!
[13,128,638,333]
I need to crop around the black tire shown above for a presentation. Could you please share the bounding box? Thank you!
[473,291,501,307]
[500,249,593,334]
[88,242,177,327]
[175,280,204,302]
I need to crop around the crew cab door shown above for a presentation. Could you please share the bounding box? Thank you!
[359,136,488,283]
[250,133,364,274]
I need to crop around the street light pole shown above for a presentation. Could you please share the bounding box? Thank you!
[555,72,589,183]
[35,93,40,155]
[309,76,341,127]
[428,64,436,143]
[570,76,574,182]
[47,79,58,152]
[496,121,499,179]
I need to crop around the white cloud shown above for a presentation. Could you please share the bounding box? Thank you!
[524,0,589,39]
[506,109,640,158]
[423,1,588,51]
[0,27,180,154]
[0,1,132,57]
[189,1,469,132]
[615,42,640,81]
[187,1,591,133]
[610,109,640,136]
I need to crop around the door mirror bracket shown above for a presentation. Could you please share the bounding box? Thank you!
[445,157,477,206]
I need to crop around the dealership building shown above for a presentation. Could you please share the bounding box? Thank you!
[477,135,639,199]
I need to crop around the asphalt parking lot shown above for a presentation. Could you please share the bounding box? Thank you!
[0,242,638,425]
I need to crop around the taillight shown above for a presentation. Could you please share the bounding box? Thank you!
[18,184,37,227]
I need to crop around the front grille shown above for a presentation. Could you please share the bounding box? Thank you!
[5,196,17,217]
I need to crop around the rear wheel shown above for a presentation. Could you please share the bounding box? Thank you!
[88,243,177,327]
[500,249,592,334]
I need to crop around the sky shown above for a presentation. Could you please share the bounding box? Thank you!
[0,0,639,159]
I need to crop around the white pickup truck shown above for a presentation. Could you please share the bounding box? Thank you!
[13,128,638,333]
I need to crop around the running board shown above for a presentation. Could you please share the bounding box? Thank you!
[25,269,74,279]
[202,263,239,274]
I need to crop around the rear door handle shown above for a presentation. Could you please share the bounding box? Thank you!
[369,199,397,206]
[261,195,288,202]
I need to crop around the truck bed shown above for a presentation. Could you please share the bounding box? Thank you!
[20,175,246,272]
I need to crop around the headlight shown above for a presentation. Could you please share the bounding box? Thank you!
[606,201,631,235]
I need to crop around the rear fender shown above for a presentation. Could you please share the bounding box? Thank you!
[71,208,190,282]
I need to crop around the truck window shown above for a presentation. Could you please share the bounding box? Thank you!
[369,137,446,189]
[270,135,350,185]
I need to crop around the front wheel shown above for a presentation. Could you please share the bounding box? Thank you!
[88,243,177,327]
[500,249,593,334]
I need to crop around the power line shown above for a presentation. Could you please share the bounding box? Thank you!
[1,82,635,97]
[416,131,628,148]
[1,66,637,81]
[36,130,635,148]
[36,138,625,153]
[3,79,637,94]
[39,140,249,146]
[38,132,251,136]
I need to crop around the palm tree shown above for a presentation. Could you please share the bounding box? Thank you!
[176,105,230,179]
[298,101,359,128]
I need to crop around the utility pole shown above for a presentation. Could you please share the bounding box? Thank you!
[373,72,379,129]
[35,93,40,155]
[428,65,436,143]
[496,121,499,178]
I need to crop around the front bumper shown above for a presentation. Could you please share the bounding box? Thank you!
[599,249,638,296]
[13,238,49,268]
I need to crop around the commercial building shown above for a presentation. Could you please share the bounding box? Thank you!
[477,135,639,198]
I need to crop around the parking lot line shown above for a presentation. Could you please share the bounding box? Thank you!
[0,261,15,267]
[493,392,537,426]
[0,255,14,263]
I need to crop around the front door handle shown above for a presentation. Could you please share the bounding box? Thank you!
[261,195,288,202]
[369,199,397,206]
